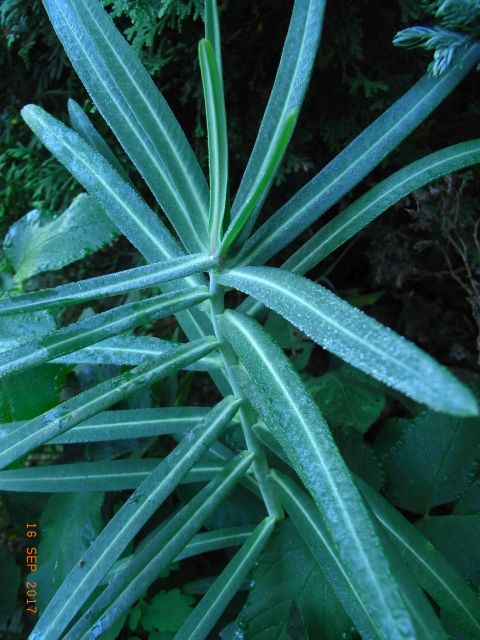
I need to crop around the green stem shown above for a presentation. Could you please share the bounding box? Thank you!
[209,272,283,520]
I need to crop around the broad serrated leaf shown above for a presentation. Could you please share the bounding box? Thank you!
[43,0,210,252]
[219,310,416,639]
[34,492,104,610]
[141,589,195,633]
[237,45,480,267]
[0,288,209,380]
[383,410,480,514]
[29,396,240,640]
[417,515,480,585]
[284,138,480,276]
[4,194,117,283]
[307,364,386,434]
[0,337,217,470]
[218,267,477,416]
[0,254,216,316]
[241,519,354,640]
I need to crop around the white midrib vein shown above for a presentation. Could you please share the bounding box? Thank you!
[274,473,383,638]
[1,341,212,461]
[378,513,480,632]
[244,46,477,264]
[32,401,234,638]
[290,141,480,274]
[229,313,403,629]
[232,268,435,381]
[232,0,317,222]
[64,0,208,239]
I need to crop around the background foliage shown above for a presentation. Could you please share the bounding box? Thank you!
[1,0,480,638]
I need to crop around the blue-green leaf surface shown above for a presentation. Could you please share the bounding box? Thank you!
[219,310,416,640]
[70,452,254,639]
[238,44,480,266]
[218,267,477,416]
[0,254,216,316]
[3,194,117,283]
[175,517,275,640]
[0,338,217,470]
[284,138,480,276]
[0,288,208,380]
[43,0,209,251]
[229,0,326,239]
[29,396,240,640]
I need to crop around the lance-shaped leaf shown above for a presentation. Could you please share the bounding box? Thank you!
[0,288,209,380]
[43,0,209,252]
[271,470,445,640]
[284,138,480,276]
[175,517,275,640]
[220,111,297,257]
[0,407,211,445]
[357,477,480,639]
[53,335,221,371]
[28,396,240,640]
[68,99,126,178]
[218,310,416,639]
[204,0,223,81]
[3,194,118,284]
[102,525,255,587]
[238,44,480,266]
[218,267,477,416]
[0,253,216,317]
[68,452,254,639]
[199,38,228,253]
[21,105,188,266]
[0,459,224,492]
[0,337,217,470]
[229,0,326,240]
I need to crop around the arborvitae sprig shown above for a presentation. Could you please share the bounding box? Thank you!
[394,0,480,76]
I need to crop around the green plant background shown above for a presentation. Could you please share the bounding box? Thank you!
[1,1,480,638]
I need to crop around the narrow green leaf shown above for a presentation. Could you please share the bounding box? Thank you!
[68,98,126,177]
[199,39,228,253]
[29,396,240,640]
[219,310,416,639]
[0,459,224,492]
[0,337,217,470]
[3,194,117,284]
[53,335,221,371]
[272,471,447,640]
[21,105,187,266]
[229,0,326,240]
[218,267,478,416]
[238,44,480,266]
[284,138,480,276]
[0,288,209,380]
[68,452,254,639]
[43,0,209,251]
[204,0,223,81]
[0,254,216,316]
[220,111,297,257]
[357,477,480,638]
[102,526,254,587]
[175,517,275,640]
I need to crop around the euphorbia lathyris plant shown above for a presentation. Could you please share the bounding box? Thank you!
[1,0,480,638]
